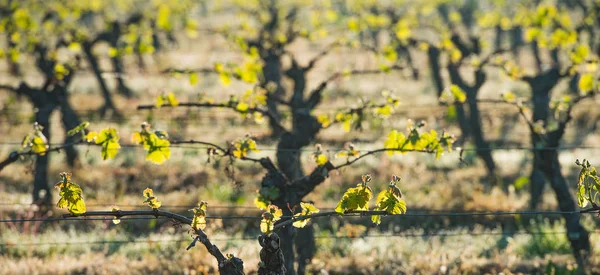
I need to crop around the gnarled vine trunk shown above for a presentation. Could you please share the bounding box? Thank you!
[526,69,590,271]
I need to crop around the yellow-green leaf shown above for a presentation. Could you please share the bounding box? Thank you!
[189,72,199,85]
[54,172,86,215]
[579,74,594,95]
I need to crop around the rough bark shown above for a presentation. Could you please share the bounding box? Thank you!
[525,68,590,270]
[261,52,285,137]
[274,62,322,274]
[527,69,557,209]
[259,233,286,275]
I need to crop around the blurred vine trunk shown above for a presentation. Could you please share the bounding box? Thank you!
[82,41,121,118]
[447,65,496,179]
[108,21,135,98]
[510,27,523,58]
[262,52,285,137]
[526,68,590,270]
[426,46,471,144]
[430,1,497,179]
[110,55,133,97]
[427,37,496,179]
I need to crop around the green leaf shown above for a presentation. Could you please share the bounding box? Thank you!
[31,136,48,155]
[142,187,162,209]
[133,124,171,164]
[166,93,179,106]
[335,179,373,214]
[67,122,89,136]
[439,85,466,104]
[191,201,208,230]
[189,72,199,85]
[578,183,588,208]
[513,176,530,190]
[260,205,282,234]
[579,74,594,95]
[219,72,232,86]
[254,195,269,210]
[155,93,179,108]
[293,202,320,228]
[232,136,258,158]
[502,92,517,103]
[450,85,466,103]
[372,177,406,225]
[91,128,121,160]
[111,205,120,224]
[54,172,86,215]
[236,102,249,112]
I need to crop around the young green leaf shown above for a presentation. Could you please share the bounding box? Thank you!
[111,205,120,224]
[311,144,329,166]
[372,176,406,225]
[260,205,283,234]
[191,201,208,231]
[22,123,49,155]
[132,123,171,164]
[67,122,89,137]
[254,194,270,210]
[579,74,594,95]
[439,84,466,104]
[155,92,179,108]
[87,128,121,160]
[54,172,86,215]
[335,175,373,214]
[232,135,259,158]
[142,187,162,209]
[293,202,320,228]
[189,72,199,85]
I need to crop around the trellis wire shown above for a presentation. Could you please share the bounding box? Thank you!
[2,230,599,247]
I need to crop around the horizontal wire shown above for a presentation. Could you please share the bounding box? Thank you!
[0,203,591,215]
[0,216,260,223]
[0,210,596,224]
[3,230,600,247]
[1,98,595,122]
[0,202,258,209]
[1,141,600,153]
[0,106,595,126]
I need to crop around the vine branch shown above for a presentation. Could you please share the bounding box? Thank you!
[63,210,231,265]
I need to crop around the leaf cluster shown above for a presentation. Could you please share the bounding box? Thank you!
[132,122,171,164]
[142,188,162,209]
[384,121,454,159]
